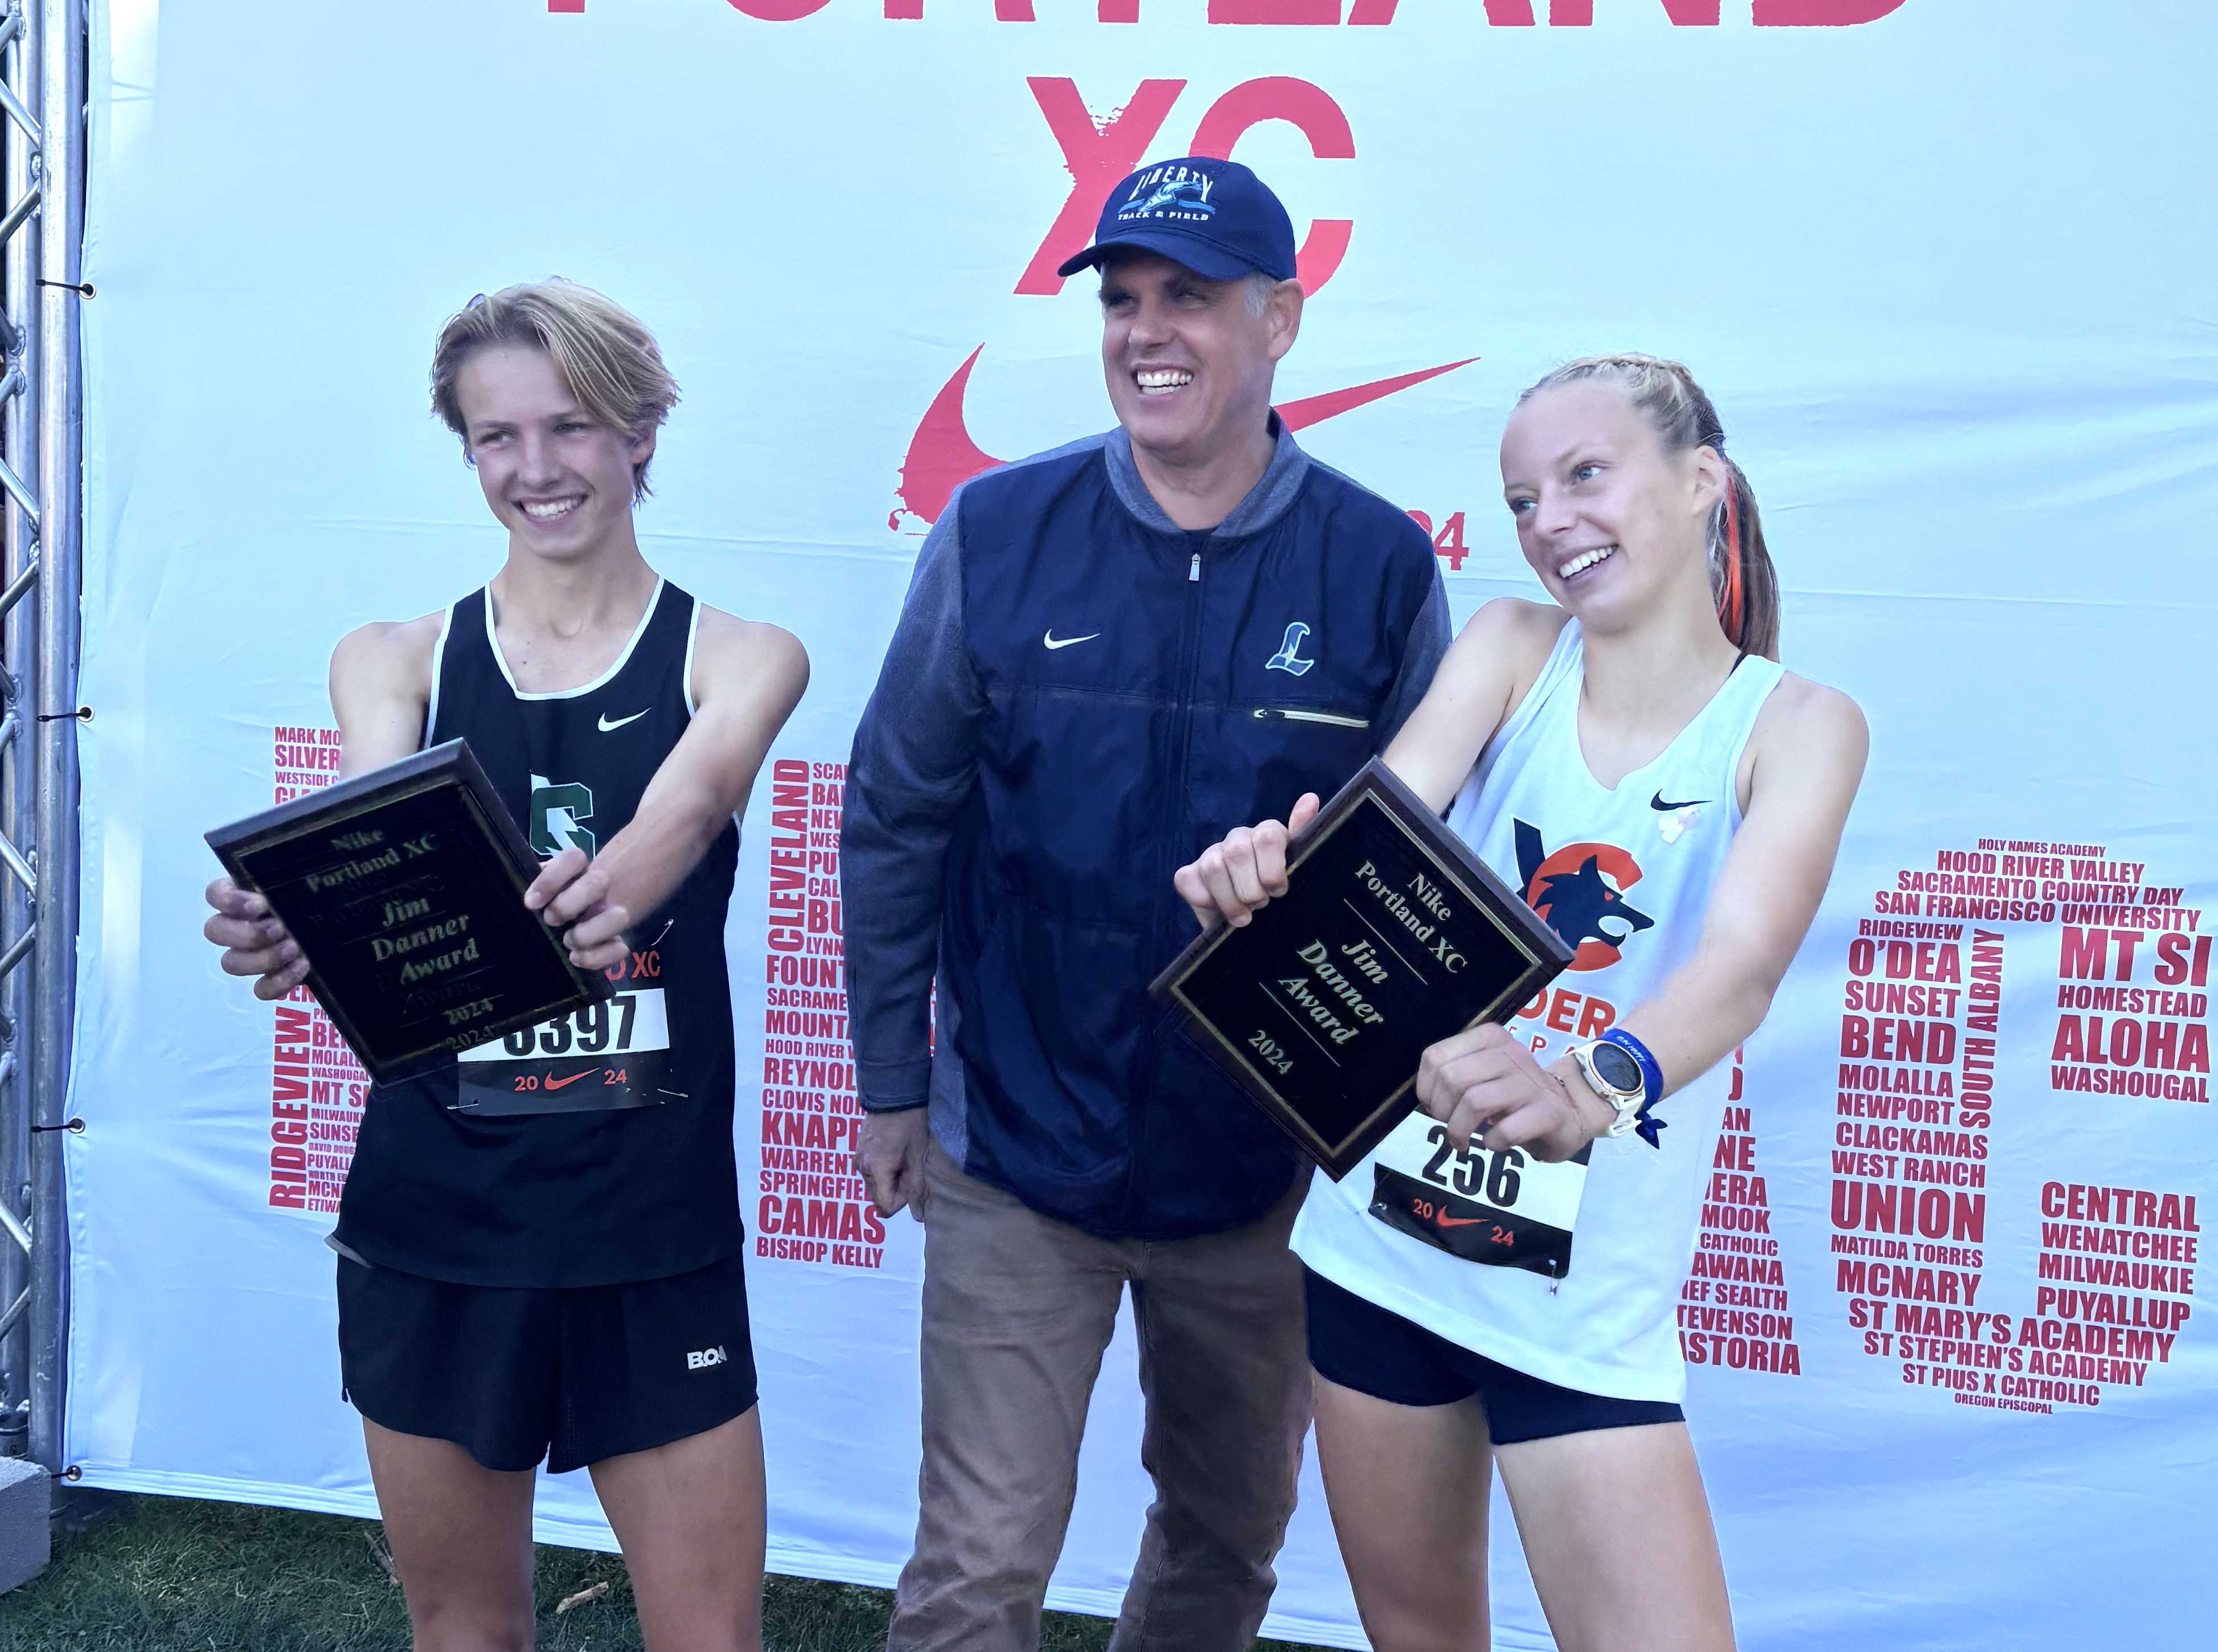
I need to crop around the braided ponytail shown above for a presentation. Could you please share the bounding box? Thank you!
[1519,354,1781,661]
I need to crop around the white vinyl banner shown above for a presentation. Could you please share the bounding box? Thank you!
[64,3,2216,1647]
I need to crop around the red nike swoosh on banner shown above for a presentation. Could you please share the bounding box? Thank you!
[892,348,1479,529]
[543,1071,594,1092]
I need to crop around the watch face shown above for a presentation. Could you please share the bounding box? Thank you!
[1592,1043,1642,1094]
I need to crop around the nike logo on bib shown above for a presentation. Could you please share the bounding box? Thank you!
[1043,630,1100,651]
[598,710,648,733]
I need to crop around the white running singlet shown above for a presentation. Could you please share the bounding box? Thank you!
[1291,618,1785,1401]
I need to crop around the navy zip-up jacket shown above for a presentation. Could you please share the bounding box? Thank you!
[843,418,1450,1240]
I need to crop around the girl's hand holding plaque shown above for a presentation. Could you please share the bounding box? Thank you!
[1155,759,1573,1180]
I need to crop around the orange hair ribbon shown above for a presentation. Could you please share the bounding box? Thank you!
[1719,470,1746,646]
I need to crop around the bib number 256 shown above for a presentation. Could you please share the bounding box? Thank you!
[1420,1124,1527,1210]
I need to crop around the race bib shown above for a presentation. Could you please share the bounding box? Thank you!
[449,987,670,1116]
[1368,1109,1589,1279]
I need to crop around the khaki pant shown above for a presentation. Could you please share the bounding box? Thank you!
[885,1142,1311,1652]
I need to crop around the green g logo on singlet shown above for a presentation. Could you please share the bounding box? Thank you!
[529,773,597,858]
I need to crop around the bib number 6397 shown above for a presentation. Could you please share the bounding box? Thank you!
[458,988,670,1064]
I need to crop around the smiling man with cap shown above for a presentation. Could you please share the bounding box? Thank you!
[842,157,1450,1651]
[1060,157,1307,534]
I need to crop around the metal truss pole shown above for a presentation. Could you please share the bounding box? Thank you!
[0,0,80,1476]
[0,0,46,1461]
[28,0,81,1476]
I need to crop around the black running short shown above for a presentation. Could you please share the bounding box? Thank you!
[1304,1267,1683,1444]
[337,1251,758,1474]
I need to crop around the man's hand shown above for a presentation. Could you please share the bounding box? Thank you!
[525,847,630,972]
[856,1108,932,1221]
[203,878,311,1000]
[1172,792,1322,930]
[1414,1023,1608,1163]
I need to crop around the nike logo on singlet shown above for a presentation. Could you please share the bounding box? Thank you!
[1043,630,1100,650]
[598,709,649,732]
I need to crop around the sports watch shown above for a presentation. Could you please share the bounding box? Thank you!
[1569,1038,1648,1138]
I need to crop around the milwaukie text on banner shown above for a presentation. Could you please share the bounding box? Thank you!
[1832,837,2205,1416]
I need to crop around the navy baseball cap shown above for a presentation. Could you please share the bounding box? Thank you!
[1056,157,1298,284]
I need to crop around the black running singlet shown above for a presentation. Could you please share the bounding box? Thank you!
[333,580,743,1288]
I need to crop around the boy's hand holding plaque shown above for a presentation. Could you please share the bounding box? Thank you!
[1154,759,1572,1179]
[206,740,612,1084]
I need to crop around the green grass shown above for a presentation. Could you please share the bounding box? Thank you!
[0,1494,1325,1651]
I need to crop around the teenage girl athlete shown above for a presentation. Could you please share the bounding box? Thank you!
[202,281,808,1652]
[1175,355,1867,1652]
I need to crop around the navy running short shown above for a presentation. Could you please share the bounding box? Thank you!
[1304,1267,1683,1444]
